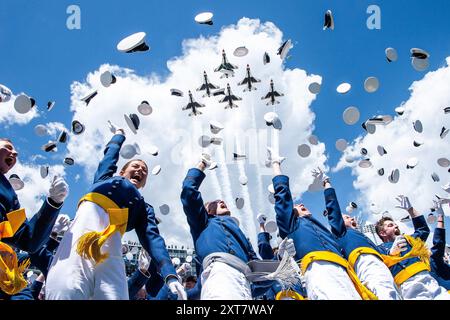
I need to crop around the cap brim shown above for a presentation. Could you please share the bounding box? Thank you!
[343,106,360,125]
[117,32,148,53]
[297,144,311,158]
[124,114,138,134]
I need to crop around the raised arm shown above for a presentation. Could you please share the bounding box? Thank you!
[431,203,446,261]
[395,195,430,242]
[93,130,125,183]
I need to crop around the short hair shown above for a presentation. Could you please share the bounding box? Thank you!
[120,159,148,172]
[375,217,393,237]
[185,275,197,283]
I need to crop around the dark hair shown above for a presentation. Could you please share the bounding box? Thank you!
[204,200,221,216]
[120,159,148,172]
[375,217,393,237]
[184,275,197,283]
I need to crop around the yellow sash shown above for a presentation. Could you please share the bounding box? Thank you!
[300,251,378,300]
[275,289,307,300]
[348,247,384,269]
[0,208,31,295]
[76,193,128,265]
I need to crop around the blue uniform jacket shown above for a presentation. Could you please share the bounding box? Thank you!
[325,187,381,259]
[430,228,450,290]
[180,168,258,263]
[89,134,176,281]
[377,216,430,279]
[273,175,343,260]
[0,173,62,253]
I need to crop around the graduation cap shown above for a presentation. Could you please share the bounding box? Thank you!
[34,124,48,136]
[335,139,348,152]
[361,121,376,134]
[336,82,351,94]
[388,169,400,183]
[100,71,117,87]
[117,32,149,53]
[57,130,68,143]
[239,175,248,185]
[427,213,437,224]
[400,215,411,223]
[263,52,271,65]
[385,47,398,62]
[63,157,75,166]
[444,107,450,114]
[297,144,311,158]
[377,145,387,156]
[208,162,218,170]
[308,82,321,94]
[377,168,385,176]
[364,77,379,93]
[137,101,152,116]
[308,135,319,145]
[395,106,405,115]
[360,148,368,156]
[323,10,334,30]
[170,89,184,97]
[124,113,140,134]
[406,157,419,169]
[40,165,49,179]
[413,140,424,147]
[42,141,57,153]
[159,204,170,215]
[440,127,449,139]
[233,153,246,160]
[345,156,355,163]
[413,120,423,133]
[151,165,161,175]
[410,48,430,59]
[9,174,24,191]
[235,197,245,209]
[257,214,267,224]
[343,106,360,125]
[47,101,56,111]
[264,112,282,130]
[411,57,429,72]
[148,145,159,156]
[346,202,358,213]
[199,135,212,148]
[365,115,393,126]
[277,39,292,60]
[358,159,372,168]
[437,157,450,168]
[210,120,224,134]
[0,84,12,103]
[264,220,278,234]
[431,172,440,182]
[14,94,36,114]
[233,46,249,57]
[71,120,85,135]
[81,91,98,105]
[120,143,140,159]
[194,12,213,25]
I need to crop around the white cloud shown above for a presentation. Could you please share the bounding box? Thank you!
[0,94,39,126]
[66,18,326,247]
[335,57,450,225]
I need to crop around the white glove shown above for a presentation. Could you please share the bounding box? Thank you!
[257,214,267,225]
[433,200,445,216]
[266,147,285,165]
[311,167,329,185]
[52,214,71,234]
[176,262,191,276]
[201,153,212,168]
[167,278,187,300]
[278,238,296,258]
[48,176,69,204]
[442,183,450,194]
[395,195,412,211]
[138,249,151,272]
[389,235,408,255]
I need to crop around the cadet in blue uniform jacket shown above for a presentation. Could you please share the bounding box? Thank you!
[0,138,68,295]
[46,129,185,300]
[376,195,449,299]
[430,204,450,290]
[267,148,363,300]
[180,156,260,300]
[323,172,401,299]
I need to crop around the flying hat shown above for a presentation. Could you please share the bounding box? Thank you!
[297,144,311,158]
[210,120,224,134]
[235,197,245,209]
[388,169,400,183]
[268,193,275,204]
[365,115,393,126]
[444,107,450,114]
[411,57,429,72]
[263,52,271,65]
[117,32,149,53]
[346,202,358,213]
[34,124,48,136]
[233,153,247,160]
[395,106,405,115]
[14,94,36,114]
[360,148,368,156]
[440,127,449,139]
[199,135,212,148]
[40,165,49,179]
[427,213,437,224]
[400,215,411,223]
[63,157,75,166]
[358,159,372,168]
[9,174,24,191]
[413,120,423,133]
[194,12,213,25]
[159,204,170,215]
[410,48,430,59]
[148,145,159,156]
[361,121,377,134]
[42,141,57,153]
[170,89,184,97]
[185,255,193,263]
[277,39,292,60]
[172,257,181,266]
[268,184,275,194]
[308,135,319,145]
[120,143,139,159]
[151,165,161,175]
[81,91,98,105]
[406,157,419,169]
[100,71,117,87]
[437,157,450,167]
[323,10,334,30]
[264,112,282,130]
[308,82,321,94]
[137,101,152,116]
[47,101,56,111]
[71,120,85,135]
[58,130,68,144]
[431,172,440,182]
[377,145,387,156]
[0,84,12,103]
[345,156,355,163]
[336,82,351,94]
[233,46,249,57]
[208,162,218,170]
[413,139,424,147]
[257,214,267,224]
[343,106,360,125]
[335,139,348,152]
[230,216,240,227]
[364,77,379,93]
[124,113,140,134]
[385,47,398,62]
[378,168,385,176]
[239,175,248,186]
[264,220,278,233]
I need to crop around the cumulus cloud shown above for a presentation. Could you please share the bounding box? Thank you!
[0,94,39,126]
[66,18,326,247]
[335,57,450,230]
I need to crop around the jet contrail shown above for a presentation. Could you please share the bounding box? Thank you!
[215,145,234,212]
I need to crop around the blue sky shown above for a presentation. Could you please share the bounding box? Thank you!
[1,0,450,246]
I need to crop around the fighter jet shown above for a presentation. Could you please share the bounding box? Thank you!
[237,65,261,92]
[196,71,220,97]
[214,50,238,78]
[182,91,205,116]
[261,80,284,105]
[219,84,242,109]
